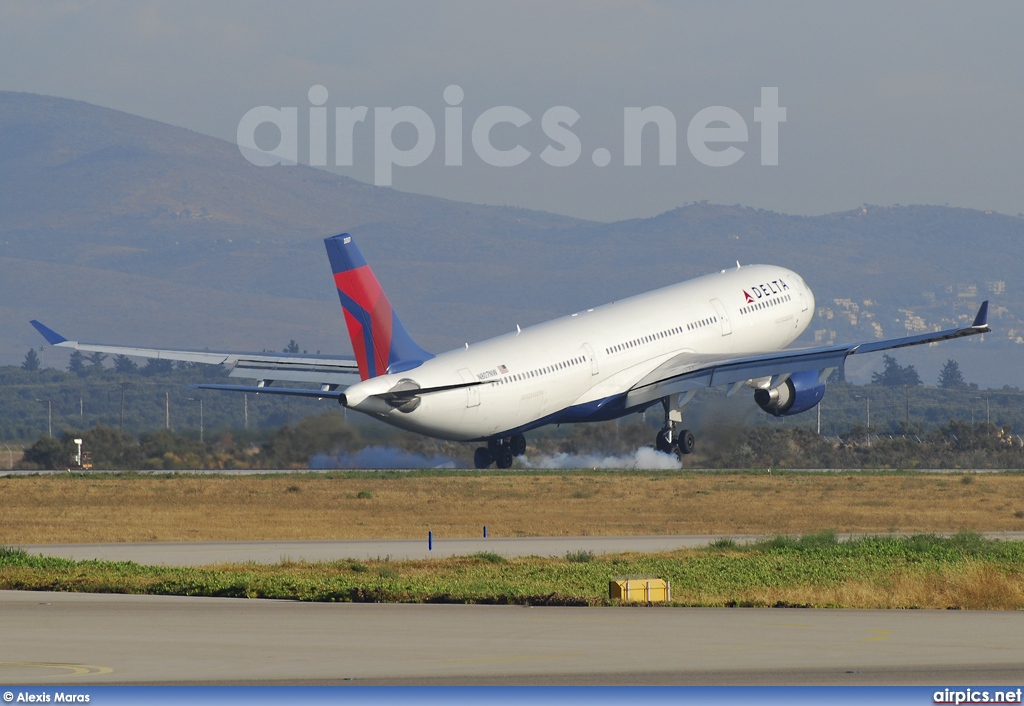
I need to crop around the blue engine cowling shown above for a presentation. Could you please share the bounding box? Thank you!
[754,369,826,417]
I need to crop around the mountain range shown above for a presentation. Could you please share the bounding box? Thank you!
[1,91,1021,387]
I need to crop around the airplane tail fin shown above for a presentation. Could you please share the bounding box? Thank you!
[325,233,433,380]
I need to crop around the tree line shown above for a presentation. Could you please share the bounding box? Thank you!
[16,415,1024,470]
[19,414,363,471]
[7,347,1024,469]
[1,357,329,441]
[868,355,970,389]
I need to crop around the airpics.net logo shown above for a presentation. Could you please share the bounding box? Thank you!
[236,85,786,186]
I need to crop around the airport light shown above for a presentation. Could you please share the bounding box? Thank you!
[973,395,990,431]
[853,394,870,447]
[35,398,51,437]
[852,394,870,431]
[188,397,204,442]
[118,381,133,433]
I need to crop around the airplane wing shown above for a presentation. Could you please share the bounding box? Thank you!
[624,301,990,408]
[30,320,361,388]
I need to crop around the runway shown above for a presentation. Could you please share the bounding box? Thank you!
[1,590,1022,685]
[7,535,1024,686]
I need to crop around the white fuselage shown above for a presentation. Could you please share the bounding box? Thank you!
[343,264,815,441]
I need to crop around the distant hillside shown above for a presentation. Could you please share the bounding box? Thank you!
[1,92,1021,387]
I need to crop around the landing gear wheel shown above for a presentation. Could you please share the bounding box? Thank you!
[655,428,674,454]
[510,434,527,457]
[676,429,695,455]
[474,447,493,469]
[495,446,515,469]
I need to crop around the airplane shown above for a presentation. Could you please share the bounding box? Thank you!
[31,232,990,469]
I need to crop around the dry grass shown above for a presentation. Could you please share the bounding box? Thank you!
[706,561,1024,609]
[2,471,1024,544]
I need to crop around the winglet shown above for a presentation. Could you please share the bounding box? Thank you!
[30,320,69,345]
[972,300,989,329]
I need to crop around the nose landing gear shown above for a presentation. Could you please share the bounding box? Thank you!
[474,433,527,469]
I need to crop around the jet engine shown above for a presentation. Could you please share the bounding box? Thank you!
[754,369,826,417]
[338,377,422,414]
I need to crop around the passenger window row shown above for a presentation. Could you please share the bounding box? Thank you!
[686,315,718,332]
[598,325,688,358]
[740,293,792,315]
[605,323,691,356]
[492,355,587,385]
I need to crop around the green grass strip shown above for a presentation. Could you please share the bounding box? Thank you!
[2,533,1022,609]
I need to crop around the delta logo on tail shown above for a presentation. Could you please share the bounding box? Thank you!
[325,235,433,380]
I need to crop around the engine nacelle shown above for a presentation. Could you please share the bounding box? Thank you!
[754,369,826,417]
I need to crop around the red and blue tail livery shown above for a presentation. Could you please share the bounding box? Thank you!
[325,233,433,380]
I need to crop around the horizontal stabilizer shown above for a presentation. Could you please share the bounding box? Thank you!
[191,384,345,400]
[383,380,485,399]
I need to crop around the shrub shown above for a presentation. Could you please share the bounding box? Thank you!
[469,551,506,564]
[0,546,29,562]
[949,530,988,556]
[798,530,839,549]
[754,535,800,552]
[565,550,595,563]
[754,531,838,552]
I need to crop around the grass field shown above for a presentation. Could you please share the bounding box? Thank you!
[4,471,1024,609]
[2,470,1024,544]
[3,532,1023,609]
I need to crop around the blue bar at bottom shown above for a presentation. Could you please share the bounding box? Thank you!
[0,686,1021,706]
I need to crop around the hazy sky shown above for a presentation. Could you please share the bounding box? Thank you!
[2,1,1022,222]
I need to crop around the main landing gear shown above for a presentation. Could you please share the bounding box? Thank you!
[474,434,527,469]
[657,398,695,457]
